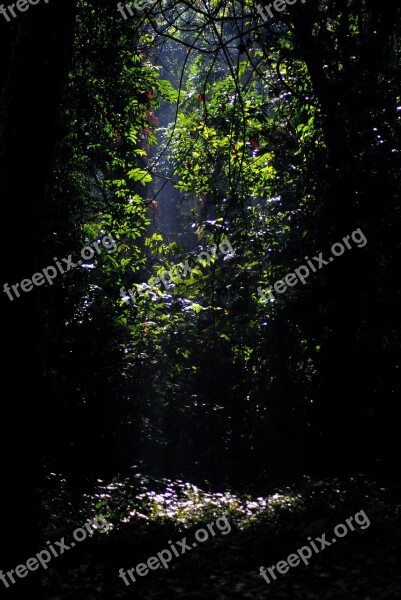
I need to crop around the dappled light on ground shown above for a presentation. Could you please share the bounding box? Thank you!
[39,473,401,599]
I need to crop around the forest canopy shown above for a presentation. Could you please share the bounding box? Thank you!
[33,0,399,484]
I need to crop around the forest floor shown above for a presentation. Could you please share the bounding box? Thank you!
[40,473,401,599]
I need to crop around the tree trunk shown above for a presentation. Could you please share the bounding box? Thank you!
[0,3,77,592]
